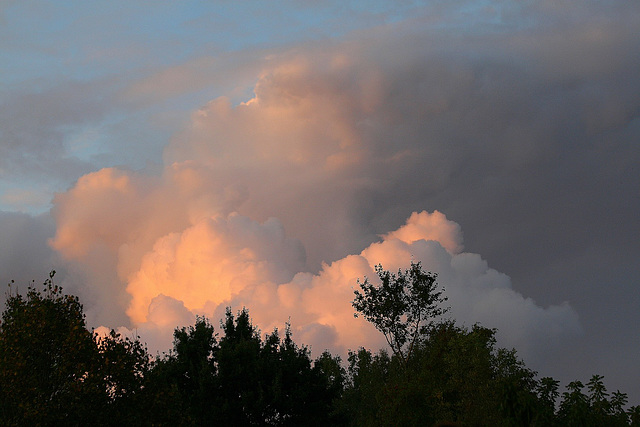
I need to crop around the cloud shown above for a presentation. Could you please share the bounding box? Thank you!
[361,212,582,362]
[44,1,639,397]
[125,213,306,324]
[0,211,55,284]
[0,188,52,212]
[0,76,157,213]
[0,211,57,312]
[119,53,265,107]
[382,210,464,255]
[49,139,583,361]
[92,209,581,365]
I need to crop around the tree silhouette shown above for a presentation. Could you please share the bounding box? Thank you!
[1,269,638,425]
[0,272,100,424]
[353,261,448,366]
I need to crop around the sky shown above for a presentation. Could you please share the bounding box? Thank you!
[1,0,639,403]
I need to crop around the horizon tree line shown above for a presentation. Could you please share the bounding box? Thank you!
[0,264,637,426]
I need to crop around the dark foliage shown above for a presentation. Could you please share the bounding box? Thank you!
[0,270,638,426]
[0,272,149,426]
[0,272,100,425]
[145,308,343,426]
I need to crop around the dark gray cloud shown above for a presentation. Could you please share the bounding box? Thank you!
[0,211,55,289]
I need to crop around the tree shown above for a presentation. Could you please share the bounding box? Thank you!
[340,321,544,426]
[588,374,610,424]
[257,323,335,426]
[352,261,448,365]
[535,377,560,425]
[0,272,153,426]
[610,390,630,426]
[413,322,537,426]
[145,308,343,426]
[629,405,640,426]
[94,329,151,426]
[555,375,632,427]
[312,350,347,424]
[341,347,393,426]
[494,347,539,426]
[216,308,337,426]
[173,316,218,423]
[215,308,263,424]
[558,380,590,426]
[143,317,218,426]
[0,272,101,425]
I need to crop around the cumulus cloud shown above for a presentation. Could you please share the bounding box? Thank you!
[361,212,582,363]
[52,173,581,362]
[126,213,305,324]
[44,2,638,396]
[131,211,579,365]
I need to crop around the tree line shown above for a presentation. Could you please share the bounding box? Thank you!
[0,265,637,426]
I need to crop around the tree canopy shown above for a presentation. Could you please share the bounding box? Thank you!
[0,272,149,425]
[0,269,638,426]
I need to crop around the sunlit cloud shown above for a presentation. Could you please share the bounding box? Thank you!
[122,210,581,363]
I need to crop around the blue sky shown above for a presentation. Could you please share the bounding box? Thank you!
[2,0,640,405]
